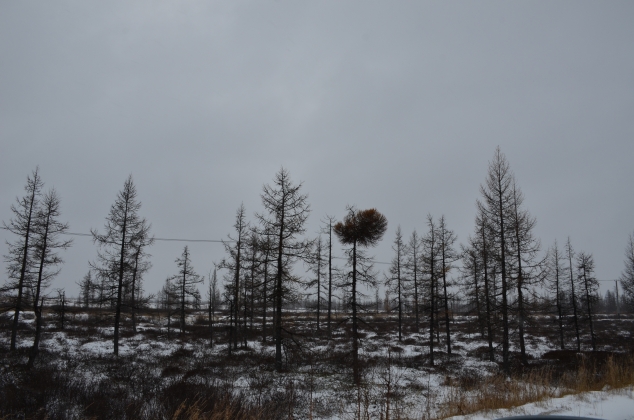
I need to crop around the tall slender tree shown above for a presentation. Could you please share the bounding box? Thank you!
[476,212,497,362]
[460,239,484,337]
[404,231,422,333]
[220,204,248,350]
[566,238,581,351]
[170,246,203,333]
[128,238,153,333]
[321,215,337,336]
[256,168,312,372]
[207,267,218,347]
[477,147,515,372]
[259,234,273,343]
[335,207,387,383]
[509,180,542,365]
[547,241,566,350]
[577,251,598,351]
[91,175,152,356]
[306,236,326,332]
[386,226,405,341]
[421,215,439,366]
[3,167,43,351]
[437,216,457,355]
[27,189,72,368]
[620,232,634,308]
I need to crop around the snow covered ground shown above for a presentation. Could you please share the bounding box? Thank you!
[2,310,633,419]
[447,387,634,420]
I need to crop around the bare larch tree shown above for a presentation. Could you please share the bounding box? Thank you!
[620,232,634,309]
[386,226,405,342]
[27,189,72,368]
[477,147,515,373]
[91,175,152,356]
[3,167,43,351]
[256,167,312,372]
[576,251,598,351]
[220,203,248,351]
[170,245,203,333]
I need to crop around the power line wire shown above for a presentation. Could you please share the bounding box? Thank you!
[0,226,230,243]
[0,227,621,271]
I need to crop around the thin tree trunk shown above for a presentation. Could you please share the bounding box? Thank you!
[414,257,420,333]
[262,254,268,343]
[582,268,596,351]
[568,244,581,352]
[442,247,451,355]
[275,211,285,371]
[327,223,333,336]
[114,207,128,357]
[11,183,38,351]
[317,249,321,332]
[27,209,52,368]
[397,252,402,342]
[233,237,242,350]
[555,260,565,350]
[497,177,510,373]
[429,247,435,367]
[352,240,360,384]
[131,249,140,334]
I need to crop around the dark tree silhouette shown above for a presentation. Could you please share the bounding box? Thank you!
[509,180,542,365]
[577,251,598,351]
[207,267,219,347]
[334,207,387,383]
[437,215,457,355]
[3,167,43,351]
[546,240,566,350]
[421,215,440,366]
[170,246,203,333]
[78,271,96,308]
[256,168,312,372]
[321,215,337,336]
[477,147,515,372]
[386,226,405,342]
[306,236,326,332]
[620,233,634,308]
[220,203,247,351]
[566,237,581,352]
[27,189,72,368]
[91,175,152,356]
[128,238,153,333]
[159,277,179,340]
[404,230,422,333]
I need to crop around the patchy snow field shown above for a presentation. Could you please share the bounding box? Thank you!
[447,387,634,420]
[1,309,633,419]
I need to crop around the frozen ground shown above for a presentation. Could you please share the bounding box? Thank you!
[447,387,634,420]
[1,309,633,419]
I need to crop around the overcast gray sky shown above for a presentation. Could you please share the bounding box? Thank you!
[1,1,633,297]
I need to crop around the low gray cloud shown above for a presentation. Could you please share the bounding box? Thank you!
[1,1,633,295]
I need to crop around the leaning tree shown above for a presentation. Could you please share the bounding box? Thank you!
[3,167,43,351]
[27,189,72,368]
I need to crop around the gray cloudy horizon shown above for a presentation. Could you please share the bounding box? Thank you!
[1,1,633,297]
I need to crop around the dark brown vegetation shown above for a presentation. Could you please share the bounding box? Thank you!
[1,300,633,420]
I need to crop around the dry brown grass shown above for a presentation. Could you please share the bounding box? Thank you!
[170,397,269,420]
[437,353,634,419]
